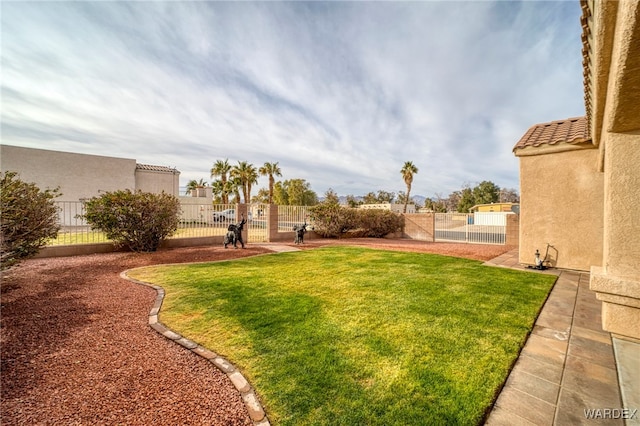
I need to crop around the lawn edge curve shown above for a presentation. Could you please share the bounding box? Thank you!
[120,269,271,426]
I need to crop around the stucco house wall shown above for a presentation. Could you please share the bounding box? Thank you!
[359,203,416,213]
[135,164,180,196]
[1,145,179,200]
[583,0,640,341]
[1,145,136,201]
[517,145,603,271]
[513,0,640,341]
[178,187,214,222]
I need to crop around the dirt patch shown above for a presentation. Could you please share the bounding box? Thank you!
[1,240,513,424]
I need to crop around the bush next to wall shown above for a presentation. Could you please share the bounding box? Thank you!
[1,171,61,270]
[353,209,404,238]
[309,202,357,238]
[82,189,180,252]
[310,204,403,238]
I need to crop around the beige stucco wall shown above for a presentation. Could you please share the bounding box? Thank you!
[591,126,640,341]
[135,168,180,197]
[517,145,603,271]
[403,213,434,241]
[178,188,214,222]
[587,0,640,340]
[1,145,136,201]
[601,133,640,281]
[1,145,181,201]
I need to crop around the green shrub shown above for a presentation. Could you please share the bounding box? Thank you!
[308,203,357,238]
[1,171,61,270]
[354,209,404,238]
[309,204,403,238]
[82,189,180,252]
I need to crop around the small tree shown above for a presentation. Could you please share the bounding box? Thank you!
[323,188,340,205]
[362,190,396,204]
[275,179,318,206]
[472,180,500,205]
[252,188,271,204]
[1,171,61,270]
[346,195,362,208]
[82,189,180,252]
[499,187,520,203]
[457,187,475,213]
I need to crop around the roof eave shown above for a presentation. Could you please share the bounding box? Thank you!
[514,139,595,157]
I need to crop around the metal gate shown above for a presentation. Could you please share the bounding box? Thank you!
[247,203,269,243]
[434,213,507,244]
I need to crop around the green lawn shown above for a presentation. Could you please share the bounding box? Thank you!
[128,247,556,425]
[47,226,228,246]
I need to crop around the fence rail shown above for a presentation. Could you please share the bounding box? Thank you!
[48,202,509,247]
[277,205,311,232]
[247,203,268,243]
[47,202,311,246]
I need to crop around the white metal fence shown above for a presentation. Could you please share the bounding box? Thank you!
[434,212,508,245]
[54,201,110,245]
[247,203,268,243]
[178,203,237,239]
[277,205,311,232]
[47,201,312,246]
[47,203,512,246]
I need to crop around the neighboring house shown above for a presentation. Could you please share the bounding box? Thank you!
[359,203,416,214]
[513,0,640,341]
[135,163,181,197]
[469,203,518,213]
[0,145,180,201]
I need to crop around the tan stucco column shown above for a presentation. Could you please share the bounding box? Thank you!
[588,0,640,341]
[267,204,278,242]
[591,133,640,341]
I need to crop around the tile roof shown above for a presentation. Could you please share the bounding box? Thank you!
[136,163,179,173]
[513,116,591,151]
[580,0,593,128]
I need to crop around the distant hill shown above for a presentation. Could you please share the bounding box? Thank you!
[412,195,427,205]
[318,195,428,205]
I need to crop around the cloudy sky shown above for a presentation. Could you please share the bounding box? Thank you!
[2,1,585,199]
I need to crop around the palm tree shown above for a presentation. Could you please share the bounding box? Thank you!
[400,161,419,213]
[258,162,282,204]
[185,178,208,195]
[231,161,259,204]
[210,159,231,203]
[211,180,225,203]
[246,164,259,203]
[228,176,243,203]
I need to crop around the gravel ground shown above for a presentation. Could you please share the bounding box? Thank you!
[1,239,513,425]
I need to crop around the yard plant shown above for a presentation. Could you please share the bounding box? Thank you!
[128,247,556,425]
[81,189,180,252]
[0,171,61,269]
[309,203,403,238]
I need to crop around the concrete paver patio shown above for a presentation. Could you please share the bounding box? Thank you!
[485,249,638,425]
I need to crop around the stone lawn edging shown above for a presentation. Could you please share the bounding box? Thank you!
[120,271,270,426]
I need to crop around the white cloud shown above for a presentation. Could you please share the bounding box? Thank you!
[1,1,585,199]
